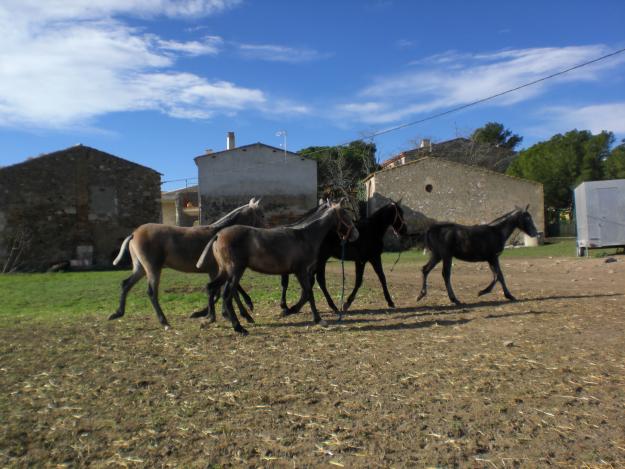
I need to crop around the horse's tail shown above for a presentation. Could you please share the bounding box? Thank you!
[113,234,133,266]
[196,234,218,270]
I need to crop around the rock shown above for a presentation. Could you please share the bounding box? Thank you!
[504,340,514,348]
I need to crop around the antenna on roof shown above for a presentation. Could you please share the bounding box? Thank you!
[275,130,287,161]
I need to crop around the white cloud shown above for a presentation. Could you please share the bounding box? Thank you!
[237,44,329,63]
[0,0,312,129]
[338,45,625,125]
[538,102,625,136]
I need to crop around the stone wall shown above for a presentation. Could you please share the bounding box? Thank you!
[0,145,161,271]
[196,143,317,226]
[366,157,544,247]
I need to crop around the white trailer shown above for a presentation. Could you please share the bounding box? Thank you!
[574,179,625,256]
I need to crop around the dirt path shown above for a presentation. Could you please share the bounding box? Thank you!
[1,257,624,467]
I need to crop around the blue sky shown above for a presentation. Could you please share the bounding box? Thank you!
[1,0,625,191]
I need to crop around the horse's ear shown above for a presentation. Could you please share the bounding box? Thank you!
[525,204,530,211]
[249,198,256,207]
[396,197,403,206]
[255,198,261,207]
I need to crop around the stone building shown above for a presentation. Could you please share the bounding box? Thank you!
[365,156,544,246]
[161,185,199,227]
[195,132,317,226]
[0,145,161,271]
[381,137,516,173]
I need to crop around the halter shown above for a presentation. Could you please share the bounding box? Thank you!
[391,203,407,236]
[335,208,354,241]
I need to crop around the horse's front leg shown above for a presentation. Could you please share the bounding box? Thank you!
[477,260,498,297]
[493,257,516,301]
[442,258,462,305]
[315,258,340,314]
[417,254,439,301]
[295,269,326,326]
[370,256,394,308]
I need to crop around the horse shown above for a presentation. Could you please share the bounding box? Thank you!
[417,206,538,305]
[109,198,265,328]
[280,201,407,314]
[197,203,359,335]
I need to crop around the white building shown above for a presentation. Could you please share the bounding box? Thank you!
[194,132,317,226]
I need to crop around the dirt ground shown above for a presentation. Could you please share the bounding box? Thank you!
[1,257,625,468]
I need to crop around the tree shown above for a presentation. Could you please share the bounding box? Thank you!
[506,130,613,209]
[298,140,378,208]
[603,139,625,179]
[471,122,523,150]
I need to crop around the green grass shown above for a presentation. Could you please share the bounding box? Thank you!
[1,238,620,324]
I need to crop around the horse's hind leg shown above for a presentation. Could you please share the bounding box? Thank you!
[146,270,171,328]
[442,257,461,305]
[237,285,254,312]
[370,255,394,308]
[222,277,248,335]
[493,258,516,301]
[478,260,498,297]
[233,290,254,323]
[110,250,145,320]
[417,254,440,301]
[280,274,290,315]
[343,261,365,312]
[110,267,145,320]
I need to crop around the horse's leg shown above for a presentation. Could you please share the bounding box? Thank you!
[370,255,395,308]
[145,268,171,328]
[237,285,254,312]
[417,254,440,301]
[295,269,325,326]
[478,260,498,297]
[109,260,145,320]
[233,289,255,323]
[442,257,462,305]
[315,258,340,314]
[493,257,517,301]
[222,276,248,335]
[280,274,290,315]
[342,261,365,312]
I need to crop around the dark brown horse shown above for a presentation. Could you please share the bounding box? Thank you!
[417,206,538,305]
[280,201,407,314]
[198,203,359,335]
[110,199,264,328]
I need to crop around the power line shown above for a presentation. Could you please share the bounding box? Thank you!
[304,45,625,155]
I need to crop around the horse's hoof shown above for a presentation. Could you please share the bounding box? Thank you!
[388,301,396,308]
[235,325,249,336]
[341,303,350,313]
[108,312,122,320]
[506,295,517,302]
[416,293,426,302]
[163,324,171,331]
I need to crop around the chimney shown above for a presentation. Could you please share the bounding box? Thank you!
[226,132,235,150]
[205,148,213,154]
[420,138,431,150]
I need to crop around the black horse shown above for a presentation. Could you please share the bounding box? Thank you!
[281,201,408,314]
[417,206,538,305]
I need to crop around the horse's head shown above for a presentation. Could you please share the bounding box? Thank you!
[238,197,266,228]
[516,205,538,237]
[332,202,359,242]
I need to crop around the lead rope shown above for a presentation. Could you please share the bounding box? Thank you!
[390,249,403,272]
[339,238,346,321]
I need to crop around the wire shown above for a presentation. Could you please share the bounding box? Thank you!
[304,46,625,155]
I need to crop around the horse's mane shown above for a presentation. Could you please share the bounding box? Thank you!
[209,204,250,229]
[286,202,329,228]
[292,205,336,229]
[487,208,521,226]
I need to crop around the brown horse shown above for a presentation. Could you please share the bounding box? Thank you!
[110,198,265,328]
[198,203,359,335]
